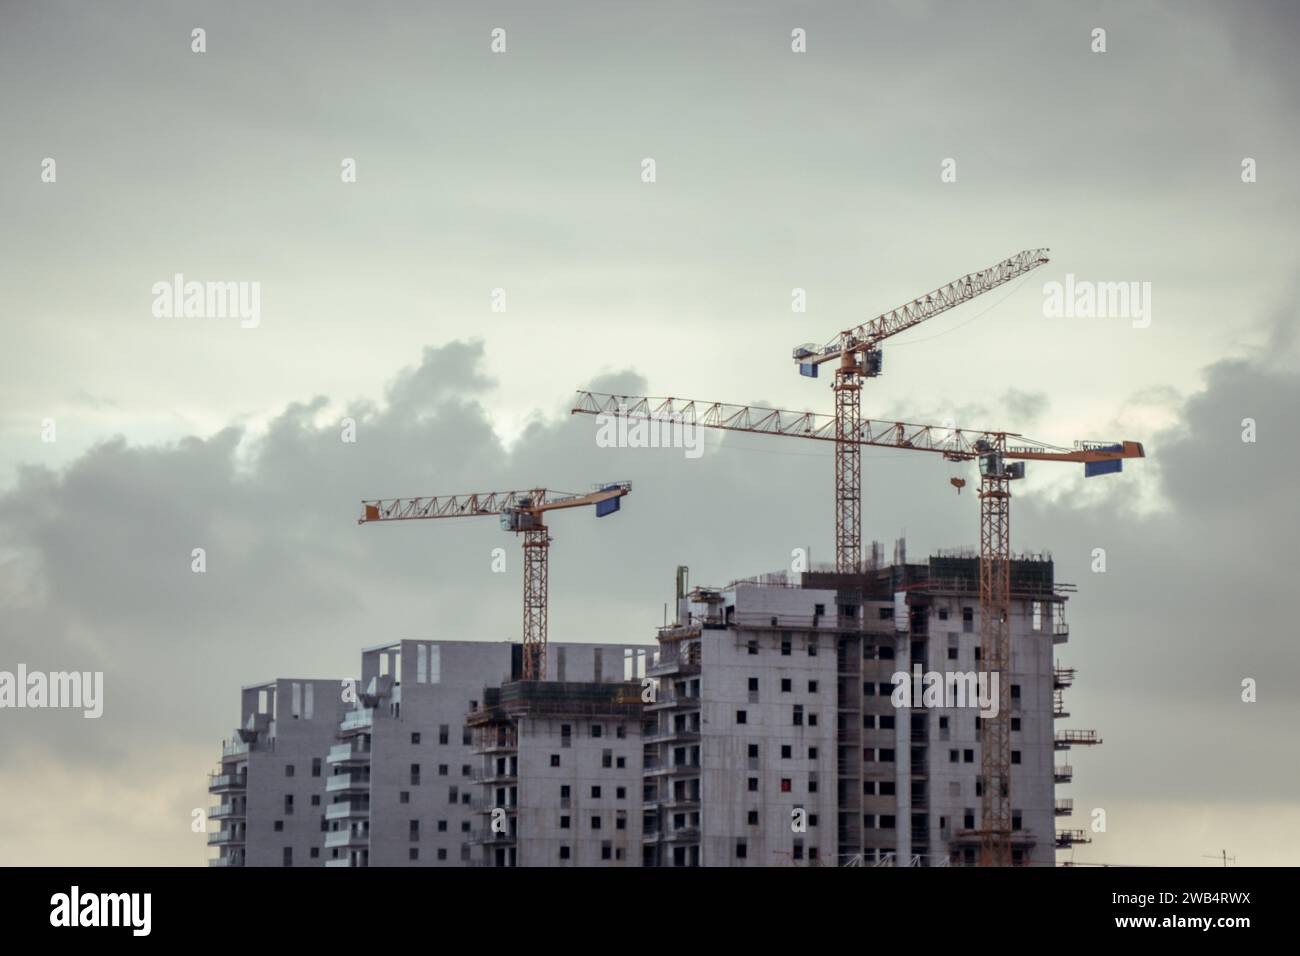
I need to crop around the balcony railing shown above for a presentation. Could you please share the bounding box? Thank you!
[325,772,371,793]
[207,773,247,792]
[472,739,519,755]
[325,801,368,820]
[327,742,371,765]
[324,828,369,848]
[654,795,701,811]
[644,694,700,711]
[339,709,375,732]
[472,768,518,785]
[665,761,702,776]
[209,803,244,820]
[469,797,517,813]
[661,826,700,842]
[644,728,701,745]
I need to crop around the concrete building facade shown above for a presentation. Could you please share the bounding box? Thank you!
[210,554,1080,867]
[209,679,349,867]
[644,582,839,866]
[210,639,654,867]
[467,680,645,867]
[647,552,1069,867]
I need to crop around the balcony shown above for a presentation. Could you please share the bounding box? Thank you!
[468,830,518,846]
[339,709,375,732]
[327,742,371,765]
[325,772,371,793]
[662,761,702,777]
[1053,764,1073,784]
[325,801,368,821]
[209,803,245,820]
[325,857,362,868]
[472,767,518,785]
[660,797,701,812]
[644,728,701,745]
[207,773,247,793]
[469,797,517,814]
[222,740,251,758]
[649,663,701,680]
[644,694,699,712]
[324,828,369,849]
[208,828,245,846]
[1054,799,1073,817]
[472,738,518,755]
[661,826,700,843]
[208,854,244,868]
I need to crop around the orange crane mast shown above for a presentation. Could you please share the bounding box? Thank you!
[359,483,632,680]
[571,391,1142,865]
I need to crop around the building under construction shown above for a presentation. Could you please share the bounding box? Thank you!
[208,553,1097,867]
[641,550,1094,867]
[466,680,645,866]
[450,547,1095,867]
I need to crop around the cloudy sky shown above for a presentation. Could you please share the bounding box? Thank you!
[0,0,1297,866]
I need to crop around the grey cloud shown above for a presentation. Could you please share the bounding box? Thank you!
[1001,388,1050,425]
[1,0,1297,866]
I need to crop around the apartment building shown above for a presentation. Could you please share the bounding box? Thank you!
[644,581,839,866]
[210,554,1077,867]
[466,680,645,867]
[210,638,653,867]
[324,639,647,867]
[645,552,1068,867]
[209,679,349,868]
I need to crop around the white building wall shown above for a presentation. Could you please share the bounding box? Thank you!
[513,715,643,866]
[338,638,653,867]
[215,678,348,867]
[697,584,838,866]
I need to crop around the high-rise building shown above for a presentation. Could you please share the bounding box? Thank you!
[209,639,654,867]
[467,680,645,867]
[641,553,1071,867]
[210,553,1086,867]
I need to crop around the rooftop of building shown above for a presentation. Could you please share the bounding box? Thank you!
[714,549,1063,600]
[467,679,644,725]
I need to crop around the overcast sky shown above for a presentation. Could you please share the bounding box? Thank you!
[1,0,1297,866]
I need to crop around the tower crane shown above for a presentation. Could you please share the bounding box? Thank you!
[792,249,1050,574]
[571,391,1142,865]
[358,482,632,680]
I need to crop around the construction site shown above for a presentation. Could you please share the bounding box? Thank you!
[208,250,1143,867]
